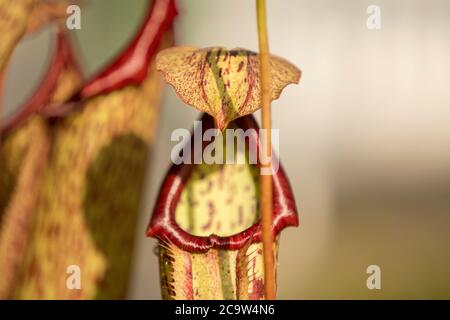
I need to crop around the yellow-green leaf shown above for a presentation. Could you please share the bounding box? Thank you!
[156,46,301,130]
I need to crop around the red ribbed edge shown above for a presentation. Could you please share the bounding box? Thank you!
[147,113,299,252]
[73,0,178,101]
[1,29,80,134]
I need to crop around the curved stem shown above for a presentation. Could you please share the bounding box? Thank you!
[256,0,275,300]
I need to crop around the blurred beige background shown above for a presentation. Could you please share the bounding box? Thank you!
[3,0,450,299]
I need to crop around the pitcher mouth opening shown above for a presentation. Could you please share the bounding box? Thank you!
[1,27,80,134]
[147,113,299,253]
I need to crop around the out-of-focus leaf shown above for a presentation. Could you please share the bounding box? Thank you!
[0,0,70,72]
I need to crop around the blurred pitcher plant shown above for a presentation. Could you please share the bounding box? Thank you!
[0,0,82,299]
[0,0,177,299]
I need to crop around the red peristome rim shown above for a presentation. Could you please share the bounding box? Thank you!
[1,0,178,132]
[147,113,299,252]
[1,28,81,134]
[72,0,178,101]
